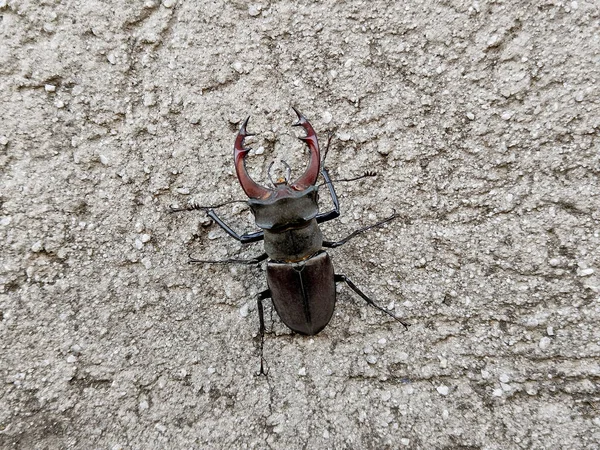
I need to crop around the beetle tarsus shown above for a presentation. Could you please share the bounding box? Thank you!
[335,274,409,330]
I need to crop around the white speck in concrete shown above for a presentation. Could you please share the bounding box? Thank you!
[436,385,449,396]
[539,336,552,350]
[248,4,261,16]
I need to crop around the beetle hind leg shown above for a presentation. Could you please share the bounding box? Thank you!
[334,274,409,330]
[256,289,271,376]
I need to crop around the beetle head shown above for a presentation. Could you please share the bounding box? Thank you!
[233,108,322,230]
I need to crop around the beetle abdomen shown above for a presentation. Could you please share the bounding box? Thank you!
[266,251,336,335]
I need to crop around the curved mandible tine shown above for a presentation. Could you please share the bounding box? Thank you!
[290,107,320,190]
[234,117,271,199]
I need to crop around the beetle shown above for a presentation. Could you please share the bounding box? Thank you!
[174,108,408,372]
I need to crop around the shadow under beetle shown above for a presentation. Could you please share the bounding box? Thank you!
[174,108,408,373]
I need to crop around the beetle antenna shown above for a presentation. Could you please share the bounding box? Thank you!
[281,160,292,183]
[321,132,334,165]
[316,171,377,188]
[169,199,247,213]
[267,161,277,187]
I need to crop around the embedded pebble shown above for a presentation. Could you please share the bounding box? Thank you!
[466,112,475,120]
[99,154,109,165]
[162,0,176,7]
[322,111,333,124]
[547,326,554,336]
[492,388,503,397]
[255,146,265,155]
[381,391,392,402]
[481,370,490,379]
[0,135,8,146]
[176,187,190,195]
[134,239,144,250]
[501,110,513,120]
[208,231,220,240]
[539,336,552,350]
[66,355,78,363]
[140,234,151,243]
[144,93,156,107]
[239,303,249,318]
[436,385,449,396]
[248,4,261,16]
[338,132,351,141]
[548,258,561,267]
[298,367,306,376]
[44,84,56,92]
[499,373,510,383]
[366,354,378,365]
[323,430,330,439]
[139,400,149,410]
[400,438,410,446]
[578,267,594,277]
[232,61,244,73]
[378,338,387,346]
[31,241,44,252]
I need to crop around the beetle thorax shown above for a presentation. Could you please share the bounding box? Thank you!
[248,185,319,231]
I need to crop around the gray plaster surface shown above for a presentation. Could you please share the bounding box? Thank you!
[1,0,599,448]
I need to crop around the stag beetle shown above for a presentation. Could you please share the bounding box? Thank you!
[173,108,408,372]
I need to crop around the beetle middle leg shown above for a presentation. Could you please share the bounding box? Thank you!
[334,274,409,329]
[188,252,268,265]
[322,213,398,248]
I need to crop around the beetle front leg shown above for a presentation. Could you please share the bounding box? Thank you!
[206,209,264,244]
[316,167,340,224]
[334,274,409,329]
[256,289,271,376]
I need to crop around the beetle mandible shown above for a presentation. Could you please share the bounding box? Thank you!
[174,108,408,372]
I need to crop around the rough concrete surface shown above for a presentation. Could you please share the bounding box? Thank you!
[1,0,599,448]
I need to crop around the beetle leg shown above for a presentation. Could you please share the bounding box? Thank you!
[322,213,398,248]
[189,252,268,265]
[257,289,271,376]
[334,274,409,330]
[206,209,264,244]
[316,167,340,224]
